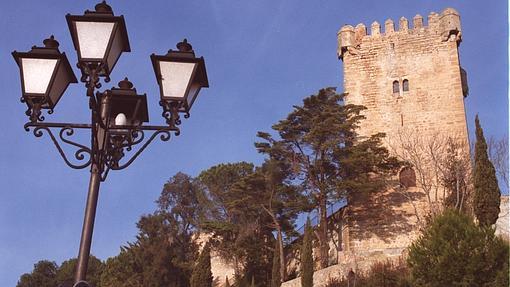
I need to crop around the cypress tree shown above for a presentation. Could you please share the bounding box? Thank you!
[190,243,213,287]
[271,240,281,287]
[301,218,313,287]
[473,115,501,226]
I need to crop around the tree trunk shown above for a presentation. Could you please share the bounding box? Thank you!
[276,229,286,282]
[319,197,329,268]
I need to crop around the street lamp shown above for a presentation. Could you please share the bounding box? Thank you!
[12,36,77,122]
[12,2,208,287]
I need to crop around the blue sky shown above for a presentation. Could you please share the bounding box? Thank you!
[0,1,507,286]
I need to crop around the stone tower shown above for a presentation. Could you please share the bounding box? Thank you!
[338,8,468,141]
[336,8,469,271]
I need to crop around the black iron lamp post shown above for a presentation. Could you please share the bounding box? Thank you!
[12,2,208,287]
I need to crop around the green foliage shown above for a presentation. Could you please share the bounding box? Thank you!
[56,256,104,287]
[17,260,58,287]
[100,248,142,287]
[300,218,313,287]
[190,243,213,287]
[473,115,501,226]
[17,257,104,287]
[199,162,255,267]
[408,209,509,286]
[101,172,203,287]
[271,240,281,287]
[199,162,274,286]
[256,88,400,267]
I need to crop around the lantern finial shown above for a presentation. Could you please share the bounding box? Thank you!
[95,1,113,14]
[43,35,59,49]
[176,39,193,52]
[118,77,134,90]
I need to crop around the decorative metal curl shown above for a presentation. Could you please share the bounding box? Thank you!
[77,62,108,96]
[159,100,182,129]
[25,102,44,123]
[25,125,92,169]
[105,129,171,172]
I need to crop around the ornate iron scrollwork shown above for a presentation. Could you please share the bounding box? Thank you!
[24,123,92,169]
[24,121,179,181]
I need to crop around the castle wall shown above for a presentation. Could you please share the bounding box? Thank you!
[336,7,469,275]
[339,9,468,142]
[496,195,509,240]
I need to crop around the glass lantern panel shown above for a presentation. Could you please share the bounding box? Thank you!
[186,82,201,107]
[160,61,196,99]
[21,58,58,94]
[75,21,115,59]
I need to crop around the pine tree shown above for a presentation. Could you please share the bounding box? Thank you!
[256,88,400,268]
[190,243,213,287]
[271,239,281,287]
[473,115,501,226]
[300,218,313,287]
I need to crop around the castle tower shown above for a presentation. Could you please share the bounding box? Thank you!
[336,8,469,271]
[338,8,468,141]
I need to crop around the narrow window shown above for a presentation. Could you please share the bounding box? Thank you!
[403,79,409,92]
[399,167,416,187]
[392,80,400,94]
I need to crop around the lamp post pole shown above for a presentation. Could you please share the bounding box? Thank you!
[12,2,209,287]
[75,164,101,283]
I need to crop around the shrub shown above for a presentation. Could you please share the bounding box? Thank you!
[408,209,509,286]
[324,260,411,287]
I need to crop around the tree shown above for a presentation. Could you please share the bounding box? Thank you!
[441,138,471,212]
[239,159,304,281]
[271,239,281,287]
[101,172,204,287]
[390,130,471,218]
[408,209,509,286]
[300,218,313,287]
[101,247,142,287]
[224,277,231,287]
[56,255,104,287]
[198,162,255,275]
[190,243,213,287]
[473,115,501,226]
[17,260,58,287]
[257,88,400,268]
[487,135,509,190]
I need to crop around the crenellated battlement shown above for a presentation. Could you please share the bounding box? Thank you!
[338,8,461,59]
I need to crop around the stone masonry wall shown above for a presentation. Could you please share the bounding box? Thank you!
[283,8,470,286]
[336,7,469,273]
[338,8,468,142]
[496,195,509,240]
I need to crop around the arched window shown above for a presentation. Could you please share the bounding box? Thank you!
[403,79,409,92]
[392,80,400,94]
[399,167,416,187]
